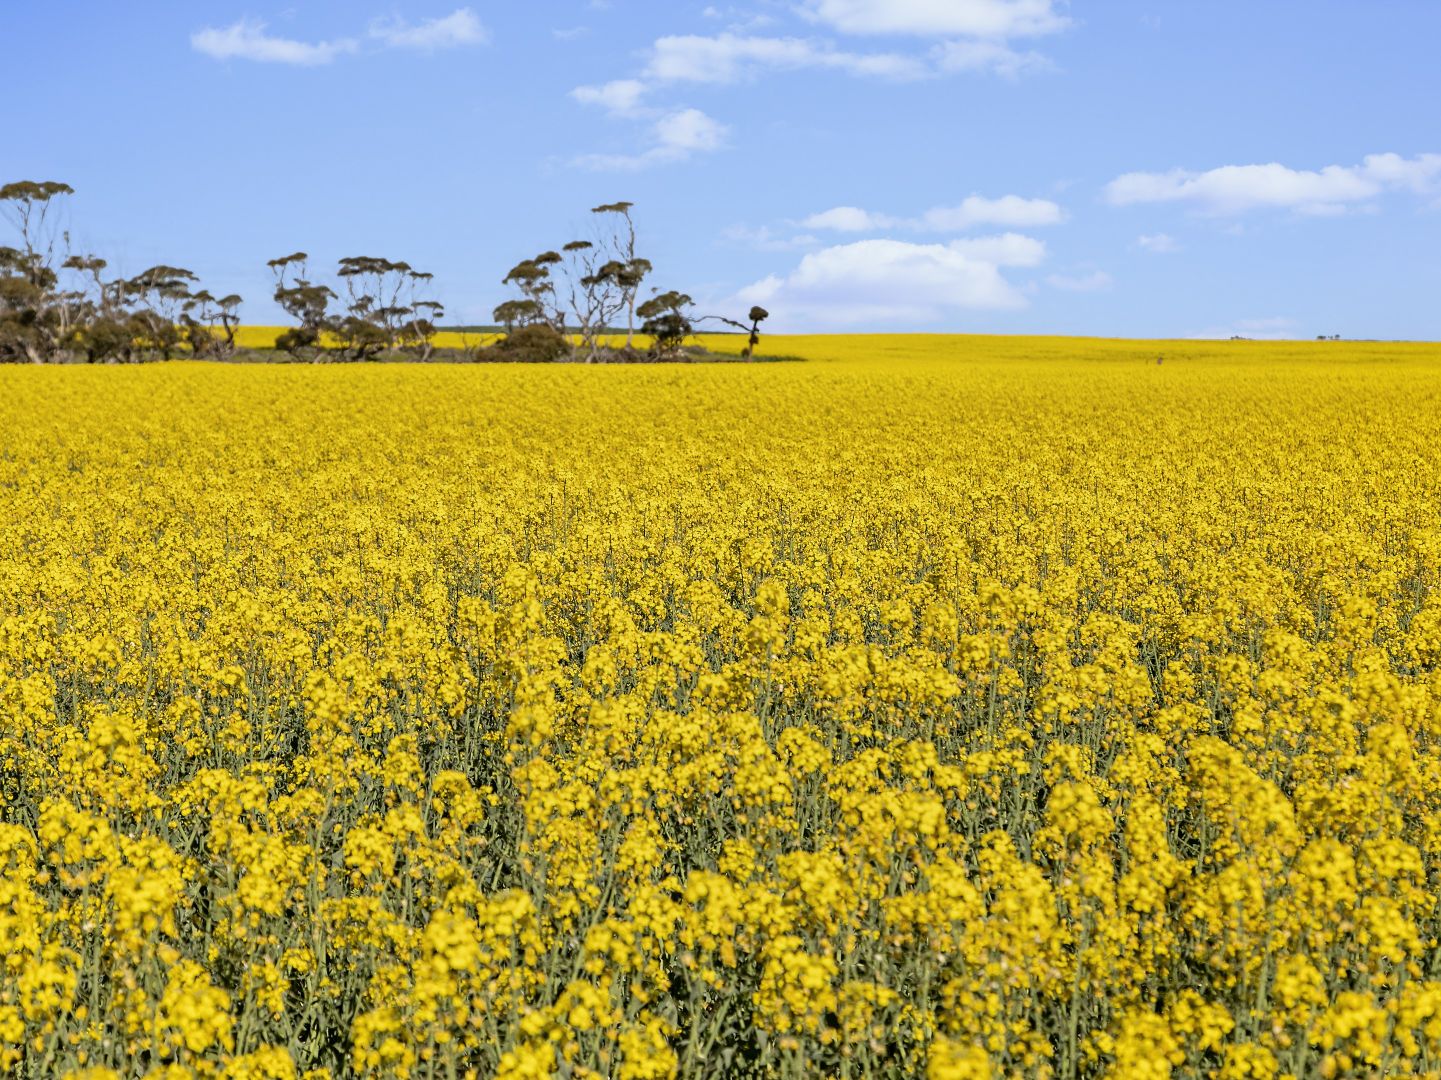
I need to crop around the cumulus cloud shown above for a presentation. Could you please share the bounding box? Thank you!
[573,108,729,170]
[802,195,1064,233]
[369,9,489,50]
[190,20,358,65]
[645,33,928,83]
[736,237,1037,327]
[194,9,487,64]
[801,0,1070,38]
[1362,151,1441,192]
[1106,153,1441,216]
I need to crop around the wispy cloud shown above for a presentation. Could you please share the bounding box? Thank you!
[933,39,1050,77]
[801,206,890,232]
[193,9,488,65]
[645,33,929,84]
[1137,233,1180,253]
[722,225,821,251]
[1106,153,1441,216]
[571,79,650,117]
[370,9,489,50]
[801,194,1065,233]
[800,0,1070,38]
[567,1,1073,173]
[573,108,730,171]
[701,5,779,33]
[190,20,357,65]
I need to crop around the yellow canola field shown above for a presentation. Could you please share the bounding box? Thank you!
[232,326,501,353]
[3,337,1441,1079]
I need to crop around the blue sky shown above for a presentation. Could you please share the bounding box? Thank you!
[5,1,1439,337]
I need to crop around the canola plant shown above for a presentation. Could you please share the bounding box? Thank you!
[3,336,1441,1078]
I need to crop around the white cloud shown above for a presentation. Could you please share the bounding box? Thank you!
[919,194,1064,229]
[1361,151,1441,193]
[1106,153,1441,216]
[1047,270,1113,292]
[655,108,728,152]
[574,108,729,171]
[736,237,1034,327]
[801,206,895,231]
[802,195,1064,233]
[190,20,358,65]
[370,8,488,50]
[571,79,649,116]
[801,0,1070,38]
[933,39,1049,77]
[646,33,928,83]
[1137,233,1180,253]
[569,6,1068,174]
[702,5,779,31]
[194,9,488,64]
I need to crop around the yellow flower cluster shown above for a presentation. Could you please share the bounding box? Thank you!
[2,335,1441,1078]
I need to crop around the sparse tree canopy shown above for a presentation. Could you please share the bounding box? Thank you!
[0,180,75,362]
[0,180,75,203]
[497,253,565,338]
[2,181,767,364]
[122,265,200,361]
[493,298,545,333]
[267,253,440,362]
[269,253,336,361]
[637,289,695,356]
[703,305,770,360]
[0,182,243,365]
[181,290,244,360]
[590,201,649,347]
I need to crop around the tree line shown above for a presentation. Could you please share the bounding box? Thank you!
[0,181,768,364]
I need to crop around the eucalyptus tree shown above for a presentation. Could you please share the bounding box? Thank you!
[336,256,423,360]
[181,290,244,360]
[706,305,771,360]
[636,290,695,356]
[591,201,650,347]
[0,180,72,361]
[267,252,336,360]
[559,240,629,362]
[497,251,564,334]
[122,265,199,360]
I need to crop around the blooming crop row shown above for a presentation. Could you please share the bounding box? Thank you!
[2,337,1441,1077]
